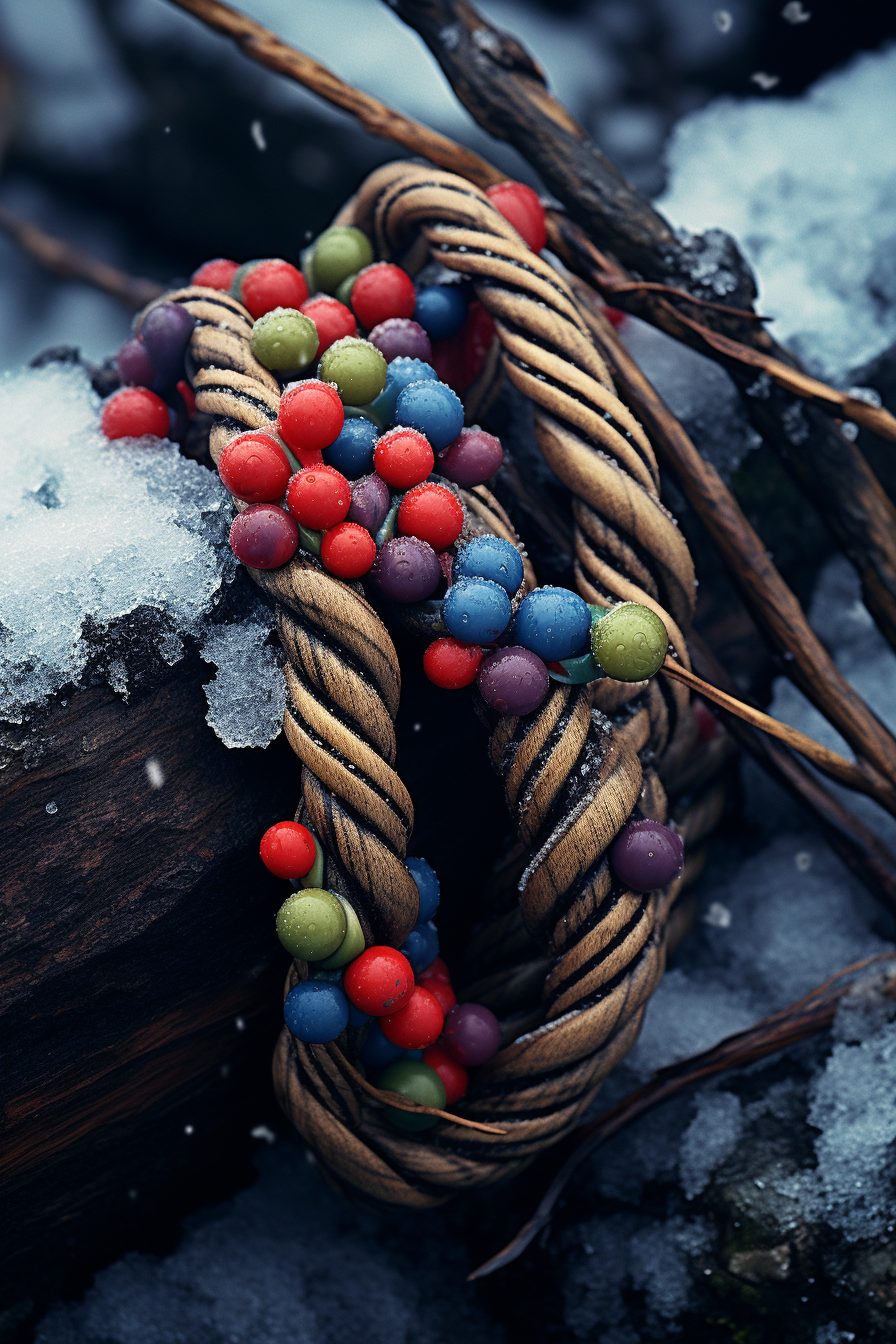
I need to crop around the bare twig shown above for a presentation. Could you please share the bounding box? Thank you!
[332,1047,507,1133]
[687,634,896,913]
[558,221,896,445]
[0,204,163,309]
[388,0,896,655]
[166,0,502,189]
[563,286,896,803]
[662,656,896,815]
[165,0,896,446]
[468,953,896,1278]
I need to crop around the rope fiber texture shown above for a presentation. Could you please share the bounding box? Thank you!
[165,163,699,1205]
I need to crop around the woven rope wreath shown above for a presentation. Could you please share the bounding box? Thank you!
[156,162,699,1207]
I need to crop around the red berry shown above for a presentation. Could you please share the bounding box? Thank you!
[418,956,451,985]
[397,482,464,551]
[100,387,170,440]
[259,820,316,879]
[344,946,413,1016]
[191,258,240,291]
[693,697,720,744]
[278,380,344,466]
[287,465,351,530]
[430,301,496,394]
[422,1045,468,1104]
[300,295,357,358]
[229,503,298,569]
[485,181,548,253]
[381,985,444,1049]
[241,260,309,319]
[176,379,197,418]
[320,520,377,578]
[218,431,292,502]
[423,638,483,690]
[603,305,626,329]
[350,263,416,330]
[425,977,457,1016]
[373,427,434,490]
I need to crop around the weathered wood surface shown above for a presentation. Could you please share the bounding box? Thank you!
[0,663,298,1311]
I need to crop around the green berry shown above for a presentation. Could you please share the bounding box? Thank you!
[275,888,347,961]
[298,831,325,888]
[311,227,374,294]
[319,336,387,405]
[317,893,366,969]
[252,308,319,374]
[377,1060,446,1131]
[591,602,669,682]
[335,272,359,306]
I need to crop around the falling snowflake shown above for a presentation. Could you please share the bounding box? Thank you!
[250,119,267,151]
[782,1,811,22]
[751,72,781,91]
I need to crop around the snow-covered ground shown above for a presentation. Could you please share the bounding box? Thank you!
[0,362,284,744]
[659,44,896,381]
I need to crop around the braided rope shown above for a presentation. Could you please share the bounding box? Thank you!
[166,166,699,1203]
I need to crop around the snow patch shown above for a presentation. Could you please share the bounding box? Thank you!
[659,45,896,380]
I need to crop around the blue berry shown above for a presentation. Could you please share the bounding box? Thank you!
[360,1020,404,1070]
[443,577,512,644]
[413,285,469,341]
[406,857,440,922]
[325,416,379,479]
[455,536,524,595]
[395,380,464,450]
[400,920,440,975]
[283,981,350,1043]
[369,357,437,426]
[513,586,592,661]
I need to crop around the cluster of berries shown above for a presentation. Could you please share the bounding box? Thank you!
[186,219,515,585]
[260,820,500,1130]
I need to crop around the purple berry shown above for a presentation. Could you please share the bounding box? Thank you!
[117,337,156,388]
[369,536,441,603]
[437,427,503,487]
[609,819,683,893]
[477,646,549,716]
[348,473,391,534]
[139,301,196,391]
[368,318,433,364]
[441,1002,501,1066]
[229,504,298,569]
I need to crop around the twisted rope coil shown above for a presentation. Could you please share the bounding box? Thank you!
[164,163,698,1204]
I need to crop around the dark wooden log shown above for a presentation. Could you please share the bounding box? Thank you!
[0,662,298,1313]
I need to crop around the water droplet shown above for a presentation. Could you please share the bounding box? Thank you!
[45,801,57,815]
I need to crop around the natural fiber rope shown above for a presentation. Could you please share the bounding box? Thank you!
[157,164,699,1205]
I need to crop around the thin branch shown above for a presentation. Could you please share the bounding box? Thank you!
[164,0,895,448]
[468,953,896,1279]
[166,0,502,188]
[687,633,896,914]
[0,204,163,309]
[558,220,896,445]
[388,0,896,657]
[332,1047,507,1134]
[662,657,896,816]
[563,281,896,801]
